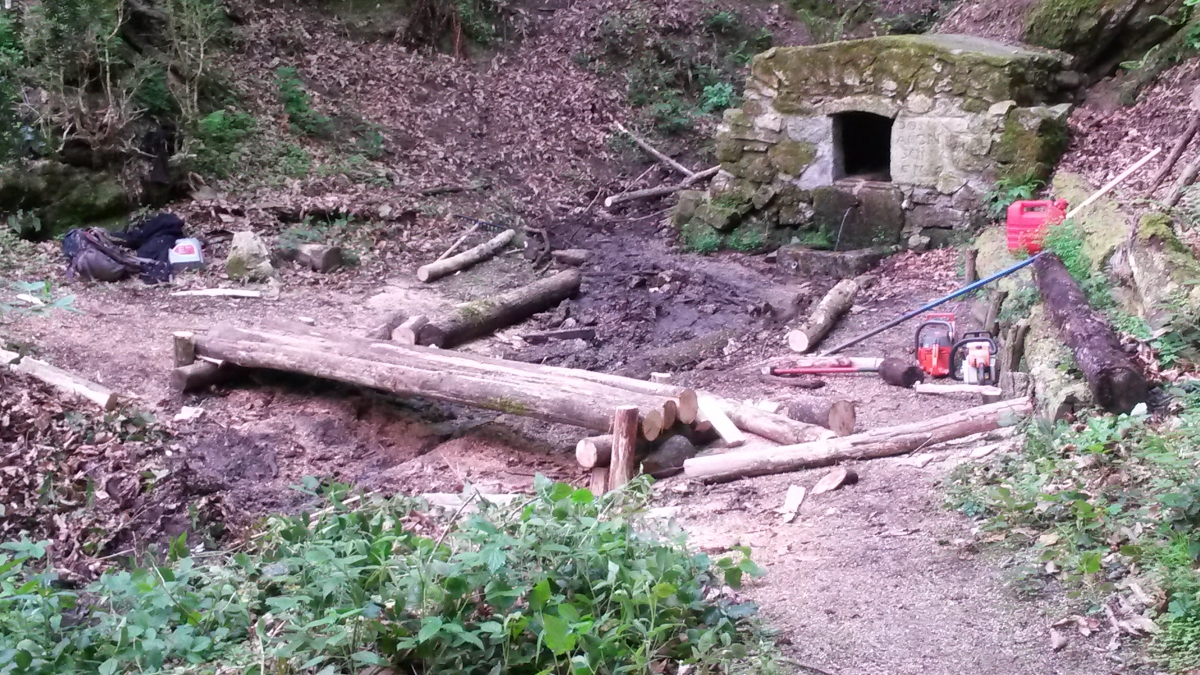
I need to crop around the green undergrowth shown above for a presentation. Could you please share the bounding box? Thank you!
[984,172,1045,222]
[0,476,779,675]
[946,390,1200,671]
[577,6,771,136]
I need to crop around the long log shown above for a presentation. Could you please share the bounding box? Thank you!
[417,229,515,283]
[683,397,1032,483]
[1033,254,1148,414]
[209,323,693,426]
[194,329,672,439]
[788,398,856,436]
[613,121,693,177]
[170,361,244,393]
[773,356,883,370]
[787,278,861,353]
[603,167,719,208]
[418,269,582,348]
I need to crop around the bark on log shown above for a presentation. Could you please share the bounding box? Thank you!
[589,466,609,495]
[683,397,1032,483]
[603,167,719,208]
[609,406,640,490]
[392,316,428,344]
[879,358,924,388]
[1034,254,1149,414]
[418,269,582,348]
[170,361,243,393]
[1025,305,1093,420]
[787,398,856,437]
[216,322,695,426]
[194,332,670,439]
[787,278,861,353]
[14,358,119,411]
[417,229,516,283]
[1167,152,1200,207]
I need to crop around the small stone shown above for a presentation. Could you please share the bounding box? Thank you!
[907,234,932,250]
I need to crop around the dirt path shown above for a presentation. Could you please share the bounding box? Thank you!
[663,454,1119,675]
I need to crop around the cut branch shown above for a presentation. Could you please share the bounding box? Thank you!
[613,121,694,177]
[787,277,861,353]
[683,398,1032,482]
[12,357,119,411]
[1147,115,1200,195]
[604,166,719,208]
[417,229,515,283]
[418,269,582,348]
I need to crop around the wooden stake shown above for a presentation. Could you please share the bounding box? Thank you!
[608,405,640,489]
[173,331,196,367]
[417,229,515,283]
[697,395,747,447]
[589,466,609,495]
[964,248,978,284]
[436,222,482,263]
[983,290,1008,336]
[1003,319,1031,372]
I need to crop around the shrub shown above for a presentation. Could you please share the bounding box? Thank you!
[192,109,256,177]
[276,67,333,138]
[0,477,769,674]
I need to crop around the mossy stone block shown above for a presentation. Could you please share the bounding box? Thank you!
[767,140,817,176]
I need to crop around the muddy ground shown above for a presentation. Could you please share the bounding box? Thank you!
[0,204,1140,673]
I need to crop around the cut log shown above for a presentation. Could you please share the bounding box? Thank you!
[1033,253,1149,414]
[787,398,856,436]
[173,331,196,367]
[365,311,406,341]
[417,229,516,283]
[879,358,924,388]
[296,244,343,273]
[983,290,1008,336]
[706,395,836,444]
[609,406,640,490]
[194,328,673,439]
[392,316,428,344]
[418,269,582,348]
[552,249,593,267]
[613,121,693,177]
[170,361,243,393]
[964,248,978,284]
[683,397,1032,483]
[13,358,118,411]
[773,356,883,370]
[912,383,1003,396]
[650,372,672,384]
[641,435,697,479]
[697,395,746,447]
[787,278,861,353]
[215,322,696,426]
[435,222,482,262]
[811,467,858,495]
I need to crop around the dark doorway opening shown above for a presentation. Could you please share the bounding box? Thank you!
[833,111,894,181]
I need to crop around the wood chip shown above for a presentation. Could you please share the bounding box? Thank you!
[811,467,858,495]
[1050,628,1068,652]
[778,485,806,523]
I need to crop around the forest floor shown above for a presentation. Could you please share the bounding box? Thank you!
[1,0,1192,671]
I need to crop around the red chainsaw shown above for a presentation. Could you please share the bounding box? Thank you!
[914,314,997,385]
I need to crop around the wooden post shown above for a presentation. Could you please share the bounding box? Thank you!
[608,406,640,490]
[983,291,1008,337]
[589,467,609,495]
[964,249,978,284]
[173,331,196,367]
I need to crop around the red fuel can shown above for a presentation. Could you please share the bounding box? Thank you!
[1006,199,1068,254]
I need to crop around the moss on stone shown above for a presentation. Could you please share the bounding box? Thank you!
[0,161,129,238]
[673,190,705,228]
[995,107,1070,181]
[716,136,746,164]
[1051,172,1128,272]
[726,151,777,183]
[767,139,817,176]
[681,220,723,253]
[1137,212,1188,253]
[1023,0,1110,52]
[725,220,770,252]
[695,201,742,232]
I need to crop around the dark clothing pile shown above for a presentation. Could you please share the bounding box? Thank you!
[62,212,185,285]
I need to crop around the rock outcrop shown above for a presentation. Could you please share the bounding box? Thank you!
[0,161,129,238]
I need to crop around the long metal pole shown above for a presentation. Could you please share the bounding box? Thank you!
[820,253,1044,356]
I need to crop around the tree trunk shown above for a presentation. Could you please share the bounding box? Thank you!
[788,398,856,436]
[608,406,640,490]
[418,269,582,348]
[879,358,924,388]
[417,229,515,282]
[1025,305,1093,421]
[684,398,1032,482]
[1034,254,1149,414]
[193,332,670,439]
[210,324,691,429]
[787,278,860,353]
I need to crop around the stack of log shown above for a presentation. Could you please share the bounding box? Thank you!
[170,324,857,490]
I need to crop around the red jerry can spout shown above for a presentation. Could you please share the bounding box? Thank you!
[1006,199,1068,254]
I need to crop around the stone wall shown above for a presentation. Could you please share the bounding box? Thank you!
[675,34,1077,252]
